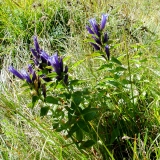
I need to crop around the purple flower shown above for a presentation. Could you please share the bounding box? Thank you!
[100,14,108,30]
[28,64,37,82]
[47,53,68,84]
[40,50,50,64]
[21,69,32,83]
[103,32,108,43]
[89,18,100,37]
[8,66,24,80]
[86,14,110,60]
[105,45,110,60]
[90,43,100,50]
[49,53,62,76]
[8,65,38,84]
[86,26,94,34]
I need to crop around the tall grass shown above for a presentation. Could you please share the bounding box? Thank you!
[0,0,160,159]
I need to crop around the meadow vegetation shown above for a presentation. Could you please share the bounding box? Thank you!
[0,0,160,159]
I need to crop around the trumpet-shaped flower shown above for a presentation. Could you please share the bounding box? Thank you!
[8,66,24,80]
[9,65,37,84]
[41,52,68,84]
[100,14,108,30]
[86,14,110,60]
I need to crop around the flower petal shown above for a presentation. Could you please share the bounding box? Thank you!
[100,14,108,30]
[21,69,32,83]
[105,45,110,60]
[103,32,108,43]
[49,53,61,75]
[8,66,24,80]
[90,43,100,50]
[86,26,94,34]
[93,36,101,45]
[89,18,100,37]
[31,48,39,59]
[28,64,37,82]
[40,50,50,64]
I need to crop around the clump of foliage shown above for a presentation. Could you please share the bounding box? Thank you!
[1,0,160,159]
[7,12,160,159]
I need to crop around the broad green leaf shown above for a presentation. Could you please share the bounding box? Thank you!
[107,81,120,87]
[72,91,83,105]
[86,51,103,58]
[45,96,59,104]
[111,57,122,65]
[70,80,86,86]
[115,66,127,72]
[98,63,113,70]
[46,72,57,78]
[32,96,39,108]
[40,106,50,116]
[68,124,79,136]
[82,108,98,121]
[76,128,83,141]
[77,120,90,132]
[80,140,95,149]
[53,122,59,129]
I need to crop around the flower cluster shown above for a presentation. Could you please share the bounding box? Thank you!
[31,36,68,85]
[9,36,68,93]
[86,14,110,60]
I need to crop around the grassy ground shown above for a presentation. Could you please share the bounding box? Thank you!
[0,0,160,159]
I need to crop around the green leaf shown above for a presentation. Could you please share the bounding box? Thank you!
[32,96,39,108]
[53,122,59,129]
[46,72,57,78]
[80,140,95,149]
[84,38,97,43]
[45,96,59,104]
[107,80,120,88]
[82,108,98,121]
[76,128,83,141]
[72,91,83,105]
[86,52,103,58]
[77,120,90,132]
[111,57,122,65]
[40,106,50,116]
[115,66,127,72]
[68,124,79,137]
[70,80,86,86]
[98,63,113,70]
[21,82,29,88]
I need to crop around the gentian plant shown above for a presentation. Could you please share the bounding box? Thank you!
[86,14,110,60]
[8,14,122,159]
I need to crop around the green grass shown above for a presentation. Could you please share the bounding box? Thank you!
[0,0,160,159]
